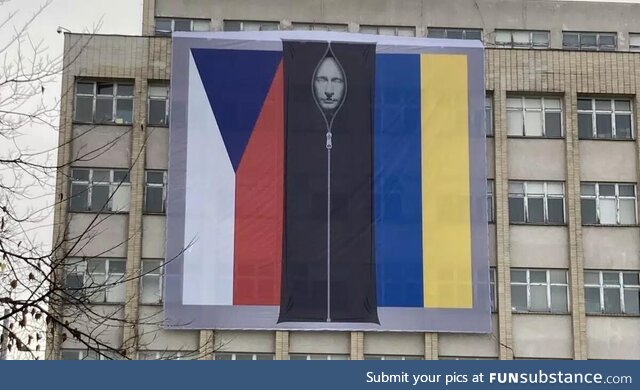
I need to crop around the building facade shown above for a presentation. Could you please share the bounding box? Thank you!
[49,0,640,360]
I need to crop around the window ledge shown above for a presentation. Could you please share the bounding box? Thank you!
[509,222,567,227]
[507,136,565,140]
[72,121,134,127]
[578,137,636,142]
[68,210,130,215]
[139,302,163,306]
[585,313,640,318]
[142,212,167,216]
[146,124,169,128]
[582,224,640,228]
[511,311,571,315]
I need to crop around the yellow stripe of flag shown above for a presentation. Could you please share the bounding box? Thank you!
[420,54,473,308]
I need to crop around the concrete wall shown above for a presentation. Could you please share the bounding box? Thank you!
[582,227,640,270]
[587,317,640,359]
[512,314,573,359]
[580,141,637,182]
[510,226,569,269]
[507,139,565,181]
[289,332,350,355]
[72,125,132,168]
[67,213,129,258]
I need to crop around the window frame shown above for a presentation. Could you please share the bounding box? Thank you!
[510,269,570,313]
[364,355,423,360]
[73,80,134,125]
[223,20,280,31]
[580,182,638,226]
[562,31,617,51]
[485,95,494,136]
[490,267,497,313]
[154,18,210,36]
[494,29,550,49]
[214,352,275,360]
[291,22,348,32]
[64,257,127,304]
[140,259,163,305]
[143,170,167,214]
[69,167,131,213]
[427,27,483,41]
[487,179,495,223]
[359,25,416,37]
[630,33,640,51]
[506,96,563,138]
[288,354,350,360]
[147,82,170,127]
[508,181,566,225]
[577,98,634,140]
[585,270,640,315]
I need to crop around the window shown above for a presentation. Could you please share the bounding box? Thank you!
[506,97,562,137]
[359,25,415,37]
[490,267,497,312]
[291,22,348,32]
[495,30,550,48]
[562,32,616,51]
[140,260,163,304]
[577,98,633,139]
[630,33,640,51]
[485,95,493,136]
[65,258,126,303]
[74,81,134,124]
[511,269,569,313]
[60,349,98,360]
[427,28,482,41]
[215,353,274,360]
[364,355,422,360]
[508,181,565,225]
[144,170,167,214]
[154,18,209,36]
[148,83,169,126]
[138,351,194,360]
[487,180,494,223]
[585,271,640,315]
[580,183,637,225]
[69,168,130,212]
[223,20,279,31]
[289,354,349,360]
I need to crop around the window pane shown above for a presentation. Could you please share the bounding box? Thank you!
[603,272,620,285]
[530,270,547,283]
[619,198,636,225]
[595,99,611,110]
[145,187,165,213]
[595,114,612,138]
[525,98,542,109]
[96,82,114,95]
[117,84,133,96]
[511,285,527,311]
[599,184,615,196]
[511,270,527,283]
[527,197,544,223]
[577,99,592,110]
[141,275,161,304]
[615,114,632,139]
[507,111,523,136]
[551,285,568,312]
[465,30,482,40]
[623,273,640,285]
[508,197,525,223]
[192,20,210,32]
[115,99,133,124]
[619,185,635,197]
[147,171,165,184]
[507,97,523,108]
[581,198,597,224]
[581,183,596,196]
[113,170,129,183]
[550,270,567,284]
[70,183,89,211]
[563,33,579,48]
[624,289,639,314]
[509,182,524,195]
[149,99,167,125]
[512,31,530,45]
[93,169,110,182]
[155,19,172,34]
[111,185,130,212]
[76,82,94,94]
[599,198,617,224]
[427,28,445,38]
[65,273,84,291]
[578,113,593,138]
[95,97,113,122]
[532,31,549,46]
[174,19,191,32]
[74,96,93,122]
[223,21,241,31]
[547,182,564,195]
[585,287,601,313]
[615,100,631,111]
[585,272,600,285]
[526,182,544,195]
[495,31,511,44]
[603,288,622,313]
[547,198,565,224]
[524,111,543,136]
[598,34,616,49]
[544,112,562,137]
[581,33,597,49]
[447,30,464,39]
[530,285,548,311]
[90,185,110,211]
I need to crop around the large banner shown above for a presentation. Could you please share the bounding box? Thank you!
[165,31,490,332]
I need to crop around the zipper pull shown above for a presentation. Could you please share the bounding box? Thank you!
[326,132,332,149]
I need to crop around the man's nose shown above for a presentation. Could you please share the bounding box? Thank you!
[325,91,334,98]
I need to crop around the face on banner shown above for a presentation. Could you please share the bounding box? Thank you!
[165,32,490,333]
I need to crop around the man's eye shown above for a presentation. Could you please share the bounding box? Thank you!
[332,78,344,84]
[316,77,328,82]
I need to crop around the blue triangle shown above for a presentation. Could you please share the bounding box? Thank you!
[191,48,282,172]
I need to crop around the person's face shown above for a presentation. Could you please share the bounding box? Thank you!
[314,57,345,111]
